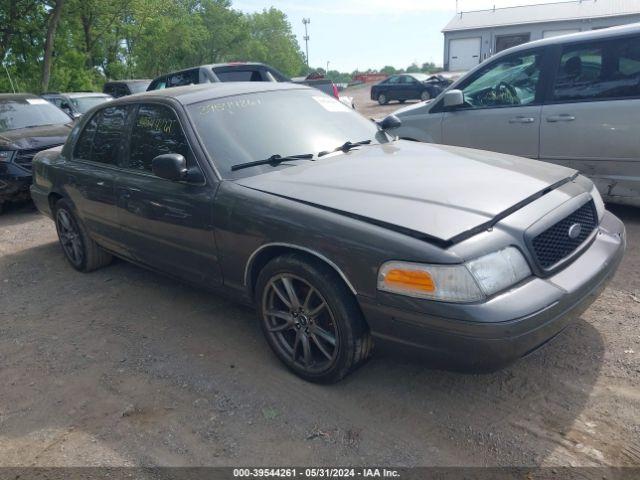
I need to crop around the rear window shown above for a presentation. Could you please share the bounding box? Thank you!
[104,84,129,97]
[552,35,640,101]
[0,98,70,132]
[215,69,264,82]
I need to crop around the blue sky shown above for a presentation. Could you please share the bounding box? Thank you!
[233,0,562,72]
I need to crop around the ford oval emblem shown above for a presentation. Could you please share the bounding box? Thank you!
[568,223,582,239]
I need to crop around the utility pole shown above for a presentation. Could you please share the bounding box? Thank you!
[302,18,311,68]
[326,61,330,73]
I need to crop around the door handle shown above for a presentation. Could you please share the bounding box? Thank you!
[509,116,535,124]
[546,114,575,123]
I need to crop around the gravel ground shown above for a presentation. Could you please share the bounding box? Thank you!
[345,82,419,119]
[0,195,639,466]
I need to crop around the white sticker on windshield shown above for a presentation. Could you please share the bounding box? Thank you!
[312,96,350,112]
[26,98,48,105]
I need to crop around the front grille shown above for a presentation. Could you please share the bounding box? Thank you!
[14,145,62,171]
[531,200,597,270]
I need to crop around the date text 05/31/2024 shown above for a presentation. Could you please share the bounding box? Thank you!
[232,468,401,478]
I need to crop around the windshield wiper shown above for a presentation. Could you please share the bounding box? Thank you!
[231,153,314,171]
[318,139,372,157]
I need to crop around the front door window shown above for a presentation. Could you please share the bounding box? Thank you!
[459,51,542,108]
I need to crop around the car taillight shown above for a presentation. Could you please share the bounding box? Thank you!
[332,83,339,99]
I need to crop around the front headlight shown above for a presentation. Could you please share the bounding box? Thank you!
[378,247,531,303]
[0,150,15,163]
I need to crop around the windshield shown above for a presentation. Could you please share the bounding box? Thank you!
[71,96,111,113]
[0,98,70,132]
[187,89,385,178]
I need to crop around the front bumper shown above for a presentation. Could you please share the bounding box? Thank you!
[0,164,32,203]
[359,210,626,371]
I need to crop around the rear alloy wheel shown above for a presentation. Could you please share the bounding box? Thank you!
[54,198,112,272]
[420,90,431,101]
[56,208,85,269]
[256,254,372,383]
[377,93,388,105]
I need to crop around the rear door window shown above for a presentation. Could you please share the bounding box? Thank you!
[126,104,192,173]
[75,106,130,164]
[552,36,640,102]
[73,114,98,160]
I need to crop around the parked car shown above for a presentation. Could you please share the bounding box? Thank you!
[390,23,640,207]
[103,79,151,98]
[41,92,113,118]
[371,73,452,105]
[146,62,289,91]
[31,83,624,382]
[148,63,355,108]
[0,94,72,211]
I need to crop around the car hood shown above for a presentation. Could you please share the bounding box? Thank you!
[0,123,72,150]
[235,141,577,244]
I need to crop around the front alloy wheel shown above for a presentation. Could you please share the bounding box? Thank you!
[377,93,387,105]
[263,274,338,373]
[420,90,431,101]
[256,254,372,383]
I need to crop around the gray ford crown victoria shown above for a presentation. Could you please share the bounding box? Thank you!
[31,83,625,383]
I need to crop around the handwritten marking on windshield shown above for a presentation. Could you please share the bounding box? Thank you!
[197,98,262,116]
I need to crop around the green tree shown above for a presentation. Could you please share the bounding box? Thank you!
[406,63,420,73]
[238,8,305,77]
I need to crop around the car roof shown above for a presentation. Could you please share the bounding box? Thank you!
[105,79,151,85]
[65,92,111,98]
[110,82,310,106]
[0,93,39,101]
[497,22,640,57]
[156,62,271,77]
[42,92,110,98]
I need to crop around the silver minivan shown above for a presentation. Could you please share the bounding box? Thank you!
[392,23,640,207]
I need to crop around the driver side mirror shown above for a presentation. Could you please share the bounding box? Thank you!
[152,153,187,181]
[443,89,464,108]
[376,114,402,130]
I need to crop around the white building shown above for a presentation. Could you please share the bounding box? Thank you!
[443,0,640,71]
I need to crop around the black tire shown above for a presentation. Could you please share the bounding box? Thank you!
[54,198,112,272]
[377,93,388,105]
[398,99,406,104]
[420,90,431,101]
[255,253,373,383]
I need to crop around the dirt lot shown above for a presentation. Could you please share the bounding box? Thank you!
[345,82,405,119]
[1,194,639,466]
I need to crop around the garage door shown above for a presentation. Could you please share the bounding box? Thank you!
[449,37,481,71]
[543,29,580,38]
